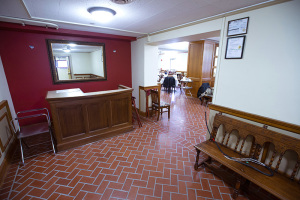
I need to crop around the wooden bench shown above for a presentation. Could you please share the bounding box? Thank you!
[194,113,300,200]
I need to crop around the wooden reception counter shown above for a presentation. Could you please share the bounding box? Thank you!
[46,85,133,152]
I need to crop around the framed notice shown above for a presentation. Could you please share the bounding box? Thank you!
[227,17,249,36]
[225,36,245,59]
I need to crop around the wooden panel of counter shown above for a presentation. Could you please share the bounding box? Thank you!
[46,85,133,151]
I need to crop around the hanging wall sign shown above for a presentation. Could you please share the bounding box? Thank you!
[225,36,246,59]
[227,17,249,36]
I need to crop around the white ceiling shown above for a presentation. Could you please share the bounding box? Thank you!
[0,0,267,37]
[159,42,189,52]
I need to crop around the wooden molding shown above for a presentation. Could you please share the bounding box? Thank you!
[0,113,13,152]
[0,100,13,122]
[139,110,147,117]
[209,104,300,134]
[0,100,14,152]
[74,73,104,78]
[118,85,132,90]
[0,100,16,187]
[0,139,16,187]
[139,85,160,90]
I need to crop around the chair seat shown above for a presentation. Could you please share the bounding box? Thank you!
[18,122,50,139]
[153,102,170,108]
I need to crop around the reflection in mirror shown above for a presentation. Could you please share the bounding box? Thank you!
[47,40,107,84]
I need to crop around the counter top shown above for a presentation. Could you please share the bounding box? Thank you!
[46,88,84,99]
[46,85,133,101]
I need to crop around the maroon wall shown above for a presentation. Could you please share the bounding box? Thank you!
[0,22,135,113]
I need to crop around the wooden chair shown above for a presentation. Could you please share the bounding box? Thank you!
[131,96,142,128]
[181,81,193,97]
[150,90,170,121]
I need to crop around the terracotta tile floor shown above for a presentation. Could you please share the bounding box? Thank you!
[0,89,248,200]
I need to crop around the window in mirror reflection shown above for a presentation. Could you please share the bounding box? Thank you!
[47,40,107,84]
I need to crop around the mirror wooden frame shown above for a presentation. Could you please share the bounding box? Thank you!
[46,39,107,84]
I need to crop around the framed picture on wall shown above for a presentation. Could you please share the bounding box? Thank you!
[227,17,249,36]
[225,36,246,59]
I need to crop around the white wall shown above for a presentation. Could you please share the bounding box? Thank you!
[57,68,70,80]
[214,0,300,125]
[131,38,146,107]
[90,49,104,76]
[71,53,92,74]
[158,51,188,71]
[54,53,92,76]
[144,45,159,86]
[0,56,16,166]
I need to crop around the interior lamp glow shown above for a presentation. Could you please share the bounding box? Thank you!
[88,7,116,22]
[68,43,77,47]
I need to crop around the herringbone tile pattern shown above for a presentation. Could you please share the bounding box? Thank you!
[0,89,248,200]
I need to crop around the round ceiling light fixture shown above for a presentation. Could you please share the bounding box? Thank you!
[88,7,116,22]
[110,0,136,4]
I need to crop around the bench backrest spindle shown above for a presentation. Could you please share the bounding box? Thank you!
[260,143,271,163]
[221,132,226,145]
[212,113,300,182]
[255,145,262,160]
[268,150,277,168]
[250,143,257,158]
[239,139,246,154]
[234,137,240,152]
[275,153,285,172]
[211,127,218,139]
[291,160,300,180]
[225,133,231,146]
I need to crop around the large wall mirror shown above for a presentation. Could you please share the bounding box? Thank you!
[47,39,107,84]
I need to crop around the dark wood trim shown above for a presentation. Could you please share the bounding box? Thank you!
[74,74,104,78]
[139,110,147,117]
[0,100,13,122]
[46,39,107,84]
[139,85,161,90]
[227,17,249,37]
[0,139,16,187]
[0,100,16,187]
[209,104,300,134]
[118,85,132,90]
[0,113,13,152]
[0,100,14,152]
[225,36,246,59]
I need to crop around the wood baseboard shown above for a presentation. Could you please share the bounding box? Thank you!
[0,138,17,187]
[139,110,147,117]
